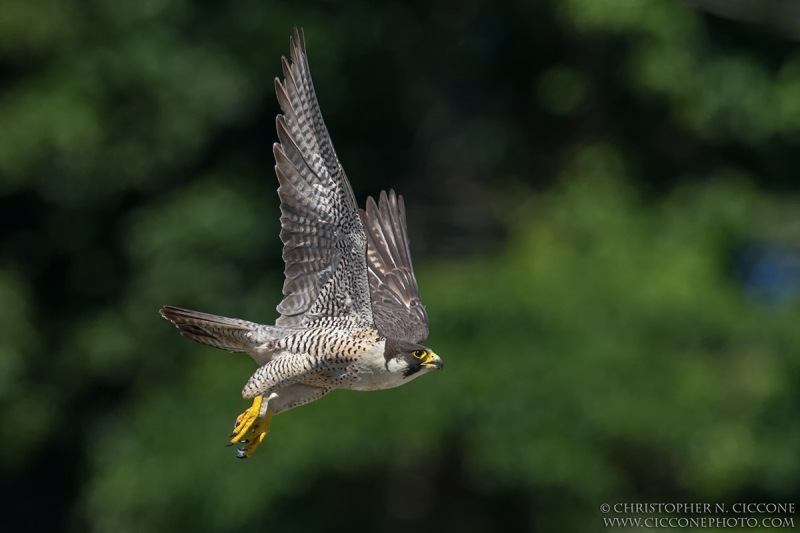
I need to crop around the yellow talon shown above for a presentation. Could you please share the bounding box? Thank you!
[240,410,272,458]
[228,395,273,458]
[230,395,262,443]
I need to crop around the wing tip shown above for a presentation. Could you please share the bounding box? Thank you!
[291,26,305,51]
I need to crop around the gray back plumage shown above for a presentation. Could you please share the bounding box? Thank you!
[273,29,373,329]
[362,190,430,343]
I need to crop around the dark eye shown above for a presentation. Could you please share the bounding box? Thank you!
[412,350,426,359]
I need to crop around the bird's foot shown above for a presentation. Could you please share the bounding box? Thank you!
[228,395,273,458]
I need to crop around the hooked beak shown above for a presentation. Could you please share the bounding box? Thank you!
[421,351,443,370]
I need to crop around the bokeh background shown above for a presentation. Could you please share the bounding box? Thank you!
[2,0,800,531]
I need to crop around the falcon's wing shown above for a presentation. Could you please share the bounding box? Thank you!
[273,28,372,328]
[361,190,430,343]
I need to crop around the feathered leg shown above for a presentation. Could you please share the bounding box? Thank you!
[228,384,332,458]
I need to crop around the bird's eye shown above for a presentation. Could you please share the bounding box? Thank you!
[412,350,426,359]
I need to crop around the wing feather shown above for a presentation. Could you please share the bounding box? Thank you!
[273,28,372,328]
[362,190,429,343]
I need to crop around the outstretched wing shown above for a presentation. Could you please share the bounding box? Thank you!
[362,190,429,343]
[273,28,372,328]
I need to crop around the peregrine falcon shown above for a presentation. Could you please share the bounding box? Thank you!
[159,28,441,458]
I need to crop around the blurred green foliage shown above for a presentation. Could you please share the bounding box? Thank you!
[2,0,800,531]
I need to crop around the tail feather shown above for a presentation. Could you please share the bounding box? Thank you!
[160,305,260,353]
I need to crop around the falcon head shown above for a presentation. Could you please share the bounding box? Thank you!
[384,338,443,379]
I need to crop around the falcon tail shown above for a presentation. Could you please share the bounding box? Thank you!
[159,305,258,353]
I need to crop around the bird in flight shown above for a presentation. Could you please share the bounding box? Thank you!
[160,28,441,458]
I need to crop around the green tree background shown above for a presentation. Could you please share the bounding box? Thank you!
[2,1,799,531]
